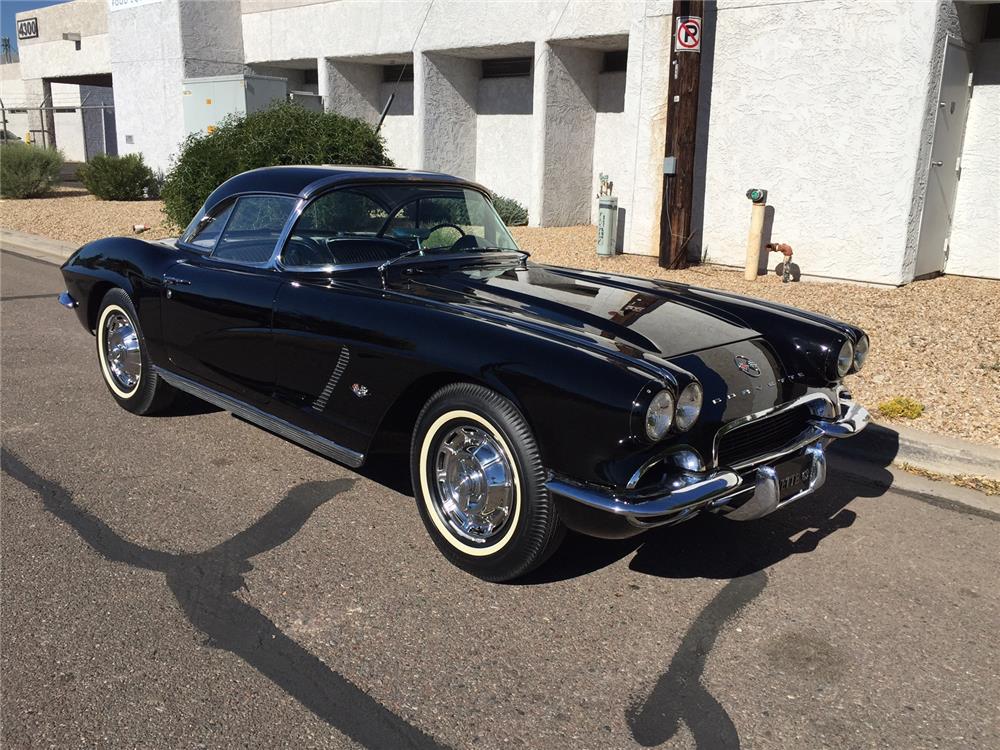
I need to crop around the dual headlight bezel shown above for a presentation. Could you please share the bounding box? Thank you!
[645,381,703,441]
[836,334,870,378]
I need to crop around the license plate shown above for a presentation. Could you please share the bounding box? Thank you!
[774,455,813,500]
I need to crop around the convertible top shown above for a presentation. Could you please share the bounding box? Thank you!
[201,165,487,213]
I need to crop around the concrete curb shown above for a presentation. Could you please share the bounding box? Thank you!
[829,421,1000,481]
[3,228,997,491]
[0,229,77,266]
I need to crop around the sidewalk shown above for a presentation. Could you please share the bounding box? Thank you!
[2,228,997,495]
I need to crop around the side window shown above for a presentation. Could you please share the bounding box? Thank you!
[182,200,235,251]
[212,195,295,264]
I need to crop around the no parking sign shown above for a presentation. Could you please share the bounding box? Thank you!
[675,16,702,52]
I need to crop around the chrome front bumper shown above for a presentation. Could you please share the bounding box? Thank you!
[547,399,870,528]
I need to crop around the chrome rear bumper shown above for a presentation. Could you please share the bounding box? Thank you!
[58,291,78,309]
[547,399,870,529]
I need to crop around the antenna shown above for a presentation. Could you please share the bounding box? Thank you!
[375,0,434,136]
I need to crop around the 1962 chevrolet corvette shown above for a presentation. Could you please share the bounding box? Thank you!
[58,165,870,581]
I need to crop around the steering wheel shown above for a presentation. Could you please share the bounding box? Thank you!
[425,222,467,238]
[284,235,334,267]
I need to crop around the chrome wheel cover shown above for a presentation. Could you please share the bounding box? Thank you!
[431,424,515,544]
[104,310,141,392]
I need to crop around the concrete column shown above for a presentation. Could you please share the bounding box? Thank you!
[108,0,244,172]
[24,78,55,148]
[535,43,600,227]
[620,12,672,255]
[416,52,478,180]
[319,60,382,124]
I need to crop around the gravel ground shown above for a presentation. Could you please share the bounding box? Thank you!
[0,186,173,245]
[2,194,997,444]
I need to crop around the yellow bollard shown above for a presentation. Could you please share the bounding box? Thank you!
[744,188,767,281]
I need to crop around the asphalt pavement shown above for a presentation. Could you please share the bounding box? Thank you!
[2,250,998,750]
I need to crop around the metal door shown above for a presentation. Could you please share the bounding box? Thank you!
[914,40,972,278]
[160,258,282,405]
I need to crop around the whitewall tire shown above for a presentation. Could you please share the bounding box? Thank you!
[410,383,564,581]
[95,289,174,415]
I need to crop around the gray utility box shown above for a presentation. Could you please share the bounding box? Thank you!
[289,90,323,112]
[182,74,288,136]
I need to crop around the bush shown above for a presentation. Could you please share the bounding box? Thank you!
[78,153,158,201]
[0,143,63,198]
[878,396,924,420]
[491,192,528,226]
[161,101,392,228]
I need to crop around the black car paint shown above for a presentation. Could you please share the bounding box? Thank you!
[61,167,865,504]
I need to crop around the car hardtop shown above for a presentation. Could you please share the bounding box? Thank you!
[201,165,491,214]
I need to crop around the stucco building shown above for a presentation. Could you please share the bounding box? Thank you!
[4,0,999,284]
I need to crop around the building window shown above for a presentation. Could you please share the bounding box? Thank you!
[984,4,1000,40]
[602,50,628,73]
[482,57,532,79]
[303,68,318,85]
[383,64,413,83]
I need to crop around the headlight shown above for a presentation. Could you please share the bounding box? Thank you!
[853,335,869,372]
[645,389,675,440]
[675,382,703,432]
[836,339,854,378]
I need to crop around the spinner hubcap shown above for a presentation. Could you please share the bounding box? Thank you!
[104,311,141,391]
[431,424,514,543]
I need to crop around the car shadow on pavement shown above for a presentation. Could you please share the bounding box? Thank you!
[1,448,449,750]
[151,391,223,418]
[525,461,895,750]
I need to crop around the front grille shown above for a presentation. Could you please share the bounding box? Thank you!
[717,404,813,467]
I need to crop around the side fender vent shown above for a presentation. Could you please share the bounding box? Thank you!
[311,346,350,412]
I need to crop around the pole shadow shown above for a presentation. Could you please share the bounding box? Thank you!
[2,448,449,750]
[627,571,767,749]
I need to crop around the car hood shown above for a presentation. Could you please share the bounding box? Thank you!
[394,262,760,359]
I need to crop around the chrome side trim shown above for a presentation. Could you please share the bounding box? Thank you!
[153,366,364,468]
[58,291,78,309]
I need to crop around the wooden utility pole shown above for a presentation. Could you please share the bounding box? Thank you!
[658,0,704,269]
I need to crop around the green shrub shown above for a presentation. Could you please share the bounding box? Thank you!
[0,143,63,198]
[491,192,528,226]
[78,153,157,201]
[160,101,392,228]
[878,396,924,420]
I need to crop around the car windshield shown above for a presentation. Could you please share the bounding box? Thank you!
[379,188,519,253]
[281,184,521,268]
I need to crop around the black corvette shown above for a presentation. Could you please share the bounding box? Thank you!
[58,165,870,581]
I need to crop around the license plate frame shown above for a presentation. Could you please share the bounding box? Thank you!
[774,454,813,500]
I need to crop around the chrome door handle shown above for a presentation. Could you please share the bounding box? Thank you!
[931,161,943,167]
[163,276,191,286]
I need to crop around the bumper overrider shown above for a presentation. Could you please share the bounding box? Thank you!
[547,396,870,534]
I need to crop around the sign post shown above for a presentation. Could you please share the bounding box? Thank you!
[658,1,705,270]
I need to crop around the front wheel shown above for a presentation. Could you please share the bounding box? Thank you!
[410,383,564,582]
[96,288,175,415]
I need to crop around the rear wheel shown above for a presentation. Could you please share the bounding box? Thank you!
[411,383,564,581]
[96,288,175,415]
